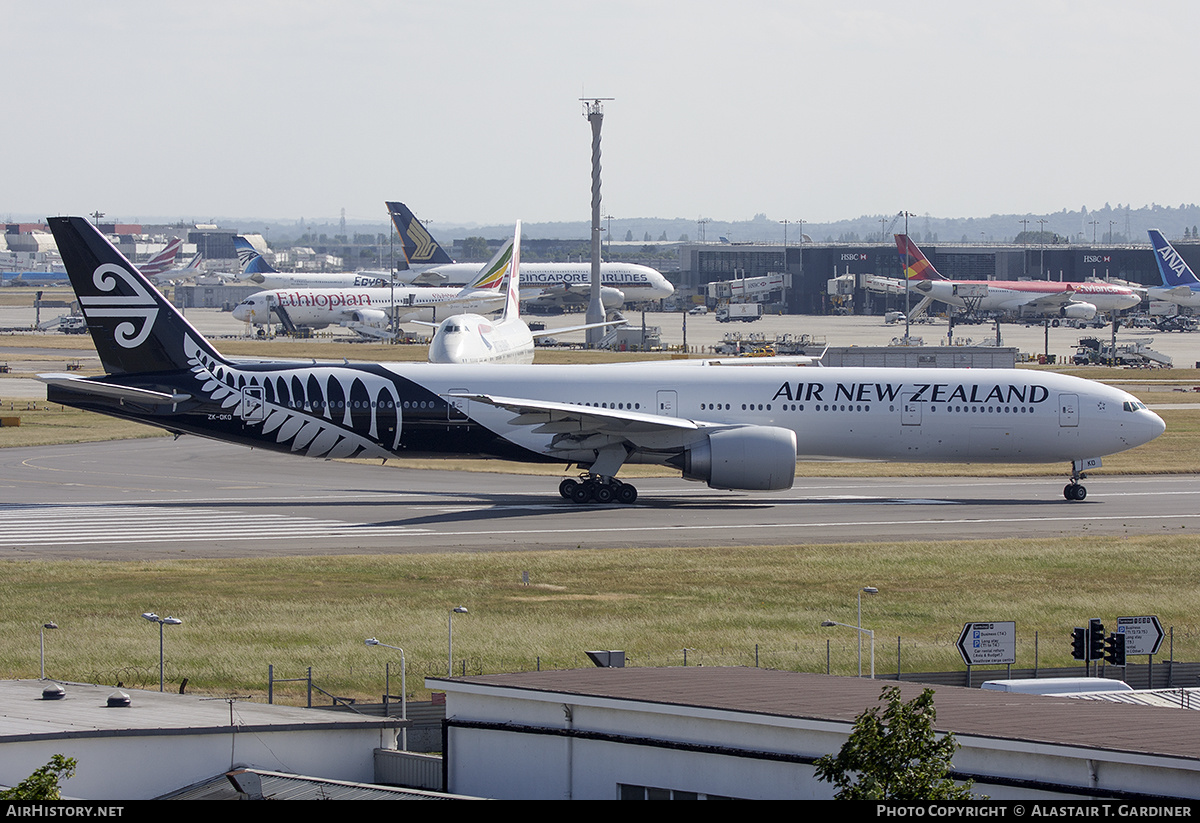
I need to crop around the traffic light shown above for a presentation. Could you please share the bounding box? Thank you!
[1088,619,1105,661]
[1071,627,1087,661]
[1104,632,1126,667]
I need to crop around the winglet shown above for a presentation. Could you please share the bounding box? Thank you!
[1148,229,1200,288]
[895,234,946,281]
[386,201,456,266]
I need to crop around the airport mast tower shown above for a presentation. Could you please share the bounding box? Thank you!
[582,98,612,348]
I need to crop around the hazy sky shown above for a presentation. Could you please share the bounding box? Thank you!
[7,1,1195,227]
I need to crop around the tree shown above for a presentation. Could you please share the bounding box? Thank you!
[814,686,980,800]
[0,755,77,800]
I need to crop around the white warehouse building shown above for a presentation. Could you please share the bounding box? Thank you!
[429,667,1200,800]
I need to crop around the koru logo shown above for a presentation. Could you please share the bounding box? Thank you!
[78,263,159,348]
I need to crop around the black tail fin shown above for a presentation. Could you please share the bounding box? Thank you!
[48,216,227,375]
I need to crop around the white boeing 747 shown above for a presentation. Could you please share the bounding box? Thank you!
[425,223,625,364]
[41,216,1164,504]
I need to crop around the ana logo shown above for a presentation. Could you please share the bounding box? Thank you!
[1158,247,1187,278]
[78,263,159,348]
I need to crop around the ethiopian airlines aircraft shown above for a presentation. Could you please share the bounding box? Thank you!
[41,216,1163,503]
[897,235,1141,319]
[231,251,509,338]
[387,201,673,310]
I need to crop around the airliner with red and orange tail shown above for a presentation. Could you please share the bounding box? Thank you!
[895,234,1141,319]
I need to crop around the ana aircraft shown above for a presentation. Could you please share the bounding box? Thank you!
[386,201,674,310]
[897,235,1141,319]
[230,252,508,338]
[1146,230,1200,308]
[425,223,625,365]
[41,215,1164,503]
[232,235,394,289]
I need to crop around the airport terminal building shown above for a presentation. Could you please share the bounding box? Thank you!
[676,239,1200,315]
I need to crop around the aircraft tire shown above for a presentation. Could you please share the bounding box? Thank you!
[559,478,578,499]
[1064,483,1087,501]
[593,484,614,504]
[616,483,638,505]
[570,483,594,504]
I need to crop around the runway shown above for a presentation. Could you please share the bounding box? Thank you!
[0,438,1193,559]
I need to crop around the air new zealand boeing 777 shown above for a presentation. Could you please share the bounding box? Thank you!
[41,216,1164,503]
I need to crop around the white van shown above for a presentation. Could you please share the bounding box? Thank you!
[980,677,1133,696]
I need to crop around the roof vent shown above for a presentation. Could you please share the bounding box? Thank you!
[41,683,65,700]
[106,690,131,708]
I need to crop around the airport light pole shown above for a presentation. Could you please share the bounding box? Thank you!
[1038,219,1048,279]
[39,621,57,680]
[448,606,468,676]
[142,612,182,692]
[365,638,407,750]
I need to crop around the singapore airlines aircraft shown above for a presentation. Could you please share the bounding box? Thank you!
[232,236,395,289]
[386,201,673,310]
[897,235,1141,319]
[1147,229,1200,308]
[41,216,1164,503]
[425,223,626,364]
[230,253,508,338]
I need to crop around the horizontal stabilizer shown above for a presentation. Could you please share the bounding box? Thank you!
[39,373,192,405]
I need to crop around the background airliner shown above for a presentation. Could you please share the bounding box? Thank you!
[1147,229,1200,309]
[232,235,395,289]
[231,253,508,338]
[41,216,1164,504]
[424,223,625,364]
[896,234,1141,319]
[387,201,674,310]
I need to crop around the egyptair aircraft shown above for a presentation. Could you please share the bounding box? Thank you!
[41,216,1164,503]
[386,201,673,310]
[1146,229,1200,308]
[425,223,626,365]
[232,235,395,289]
[896,235,1141,319]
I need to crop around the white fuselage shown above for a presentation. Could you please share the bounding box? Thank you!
[399,262,673,304]
[239,271,395,289]
[913,279,1140,316]
[231,286,501,329]
[1148,285,1200,308]
[428,314,535,365]
[392,362,1162,467]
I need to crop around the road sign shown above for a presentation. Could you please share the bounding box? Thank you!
[958,621,1016,666]
[1116,616,1164,656]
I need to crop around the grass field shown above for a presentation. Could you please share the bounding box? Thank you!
[2,536,1196,704]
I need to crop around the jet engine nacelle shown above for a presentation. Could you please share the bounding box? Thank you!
[1061,302,1097,320]
[350,308,389,328]
[677,426,797,491]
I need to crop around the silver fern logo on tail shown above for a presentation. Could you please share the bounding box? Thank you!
[78,263,160,348]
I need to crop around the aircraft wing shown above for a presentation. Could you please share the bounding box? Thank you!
[531,320,626,339]
[1010,292,1076,311]
[452,392,700,444]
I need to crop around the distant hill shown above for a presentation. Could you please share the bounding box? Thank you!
[258,203,1200,247]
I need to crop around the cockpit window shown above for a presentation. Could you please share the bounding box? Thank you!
[1122,401,1148,412]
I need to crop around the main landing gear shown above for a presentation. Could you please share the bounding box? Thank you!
[559,474,638,505]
